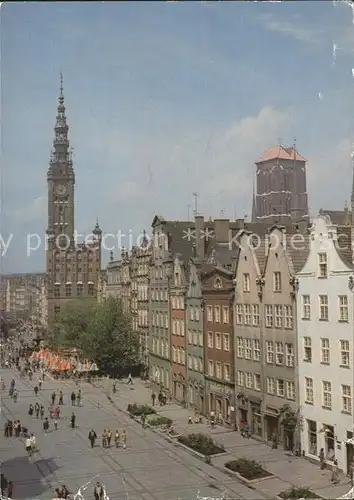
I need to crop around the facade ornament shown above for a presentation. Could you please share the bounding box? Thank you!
[255,276,265,299]
[289,276,299,299]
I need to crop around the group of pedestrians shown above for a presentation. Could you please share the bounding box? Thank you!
[88,428,127,449]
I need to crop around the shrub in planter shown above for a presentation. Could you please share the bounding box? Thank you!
[225,458,272,480]
[178,433,225,456]
[149,416,173,427]
[127,403,156,416]
[279,487,321,499]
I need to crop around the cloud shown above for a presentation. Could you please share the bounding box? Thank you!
[258,13,324,45]
[9,196,46,226]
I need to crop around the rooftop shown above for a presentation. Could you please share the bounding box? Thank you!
[256,145,306,164]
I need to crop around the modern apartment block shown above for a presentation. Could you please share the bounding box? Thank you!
[297,215,354,473]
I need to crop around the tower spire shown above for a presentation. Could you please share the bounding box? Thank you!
[60,72,63,96]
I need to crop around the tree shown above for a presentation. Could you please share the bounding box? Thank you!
[49,297,140,375]
[85,297,140,375]
[49,298,95,349]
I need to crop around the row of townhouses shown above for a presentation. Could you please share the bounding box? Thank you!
[103,211,354,475]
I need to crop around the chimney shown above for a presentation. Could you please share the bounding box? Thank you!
[195,215,205,260]
[214,219,230,243]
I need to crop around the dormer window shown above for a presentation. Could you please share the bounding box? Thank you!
[318,253,328,278]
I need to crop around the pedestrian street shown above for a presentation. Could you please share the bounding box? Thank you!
[0,369,261,500]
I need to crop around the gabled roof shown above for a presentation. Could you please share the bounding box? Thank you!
[256,145,306,164]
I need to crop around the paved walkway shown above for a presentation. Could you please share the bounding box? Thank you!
[95,377,352,500]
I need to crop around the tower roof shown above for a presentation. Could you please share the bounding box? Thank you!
[256,145,306,164]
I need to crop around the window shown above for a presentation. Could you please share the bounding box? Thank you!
[252,304,260,326]
[215,333,221,350]
[342,385,352,414]
[54,305,60,316]
[244,339,251,359]
[224,364,231,381]
[190,306,195,320]
[236,304,243,325]
[265,305,273,327]
[243,273,250,292]
[214,306,221,323]
[245,372,253,388]
[208,360,214,377]
[305,377,314,404]
[222,306,229,324]
[276,379,284,397]
[285,343,295,367]
[207,332,213,348]
[322,381,332,409]
[207,306,213,322]
[65,284,71,297]
[253,339,261,361]
[273,271,281,292]
[340,340,350,367]
[318,253,328,278]
[321,338,330,364]
[266,341,274,363]
[223,334,230,351]
[286,381,295,400]
[216,362,222,379]
[275,342,284,365]
[284,305,293,329]
[274,305,283,327]
[193,356,198,371]
[195,307,200,321]
[339,295,349,322]
[302,295,311,320]
[319,295,328,321]
[77,283,83,296]
[199,332,203,346]
[54,284,60,298]
[237,370,244,386]
[254,374,261,391]
[304,337,312,362]
[236,337,244,358]
[188,355,193,369]
[88,283,95,296]
[267,377,275,394]
[244,304,251,325]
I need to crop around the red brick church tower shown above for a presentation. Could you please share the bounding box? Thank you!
[252,144,309,223]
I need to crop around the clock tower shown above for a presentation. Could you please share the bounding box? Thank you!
[47,73,75,247]
[46,75,102,321]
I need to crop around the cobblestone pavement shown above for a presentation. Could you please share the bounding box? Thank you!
[95,378,352,500]
[0,370,267,500]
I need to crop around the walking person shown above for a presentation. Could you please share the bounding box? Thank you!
[30,433,36,452]
[94,482,104,500]
[114,429,120,448]
[122,429,127,449]
[35,402,40,419]
[25,436,32,456]
[70,413,76,429]
[34,385,39,396]
[77,389,81,406]
[59,391,64,405]
[7,481,13,499]
[88,429,97,448]
[101,429,107,448]
[54,418,58,431]
[107,429,112,448]
[127,373,133,385]
[319,448,325,470]
[40,405,45,420]
[13,390,18,403]
[43,418,49,433]
[1,474,8,497]
[71,391,76,406]
[51,392,56,405]
[38,378,42,390]
[151,392,156,406]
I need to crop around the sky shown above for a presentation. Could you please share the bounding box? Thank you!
[1,1,354,273]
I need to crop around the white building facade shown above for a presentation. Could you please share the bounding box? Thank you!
[297,215,354,473]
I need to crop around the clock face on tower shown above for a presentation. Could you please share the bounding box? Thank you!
[54,183,68,197]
